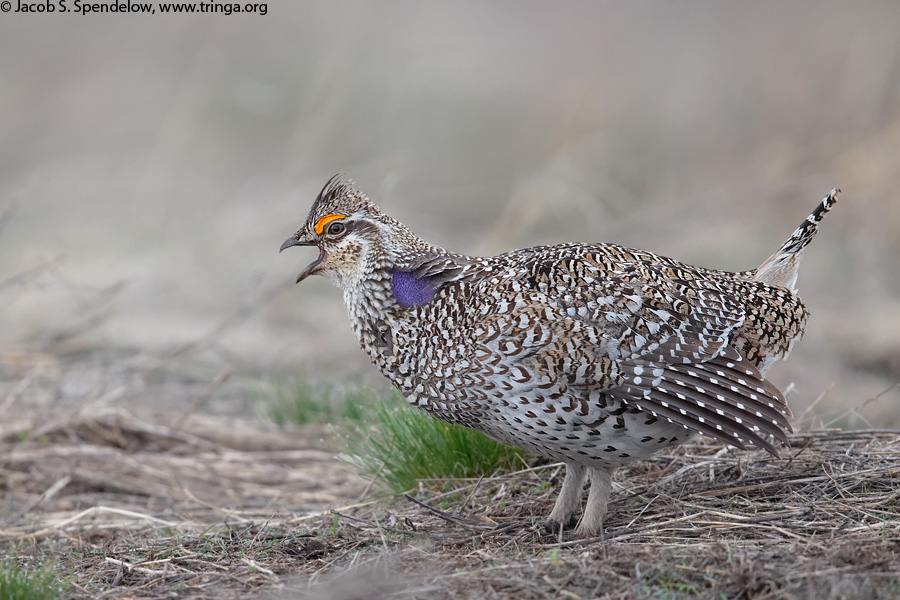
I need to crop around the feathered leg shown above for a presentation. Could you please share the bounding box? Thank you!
[546,463,587,531]
[576,467,613,537]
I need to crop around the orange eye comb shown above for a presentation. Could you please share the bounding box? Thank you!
[314,213,346,235]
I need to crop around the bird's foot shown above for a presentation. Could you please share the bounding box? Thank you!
[542,516,577,536]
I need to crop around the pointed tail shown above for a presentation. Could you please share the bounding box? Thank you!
[752,188,840,291]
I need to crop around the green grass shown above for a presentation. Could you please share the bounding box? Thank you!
[267,381,527,493]
[340,390,527,493]
[0,559,63,600]
[265,380,370,426]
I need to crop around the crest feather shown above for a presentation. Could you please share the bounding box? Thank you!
[311,174,376,216]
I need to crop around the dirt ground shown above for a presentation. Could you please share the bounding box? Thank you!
[2,348,900,600]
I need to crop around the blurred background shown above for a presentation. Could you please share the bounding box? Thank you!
[1,1,898,427]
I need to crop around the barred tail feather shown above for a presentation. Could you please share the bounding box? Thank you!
[753,188,839,291]
[614,349,793,456]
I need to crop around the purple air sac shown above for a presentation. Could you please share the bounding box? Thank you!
[391,270,438,308]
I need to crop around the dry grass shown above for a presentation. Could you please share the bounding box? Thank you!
[2,360,900,600]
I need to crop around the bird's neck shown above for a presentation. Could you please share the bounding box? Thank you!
[342,268,395,321]
[343,241,468,320]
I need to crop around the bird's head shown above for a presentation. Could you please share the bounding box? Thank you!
[280,175,406,289]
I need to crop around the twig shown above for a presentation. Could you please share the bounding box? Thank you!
[825,382,900,428]
[423,462,564,503]
[241,558,277,578]
[357,462,385,500]
[550,511,711,547]
[11,506,177,541]
[0,258,58,293]
[0,371,34,416]
[459,476,484,516]
[162,280,292,362]
[175,366,233,428]
[181,486,251,522]
[624,494,658,529]
[12,475,72,520]
[41,278,125,344]
[330,510,426,537]
[133,553,200,568]
[374,517,391,552]
[795,383,835,425]
[690,464,899,497]
[403,494,493,531]
[104,557,168,576]
[287,499,379,524]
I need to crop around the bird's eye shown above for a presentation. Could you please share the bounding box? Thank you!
[327,221,345,236]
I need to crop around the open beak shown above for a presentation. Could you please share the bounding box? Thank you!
[280,236,326,283]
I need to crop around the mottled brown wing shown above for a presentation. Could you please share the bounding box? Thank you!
[525,252,793,454]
